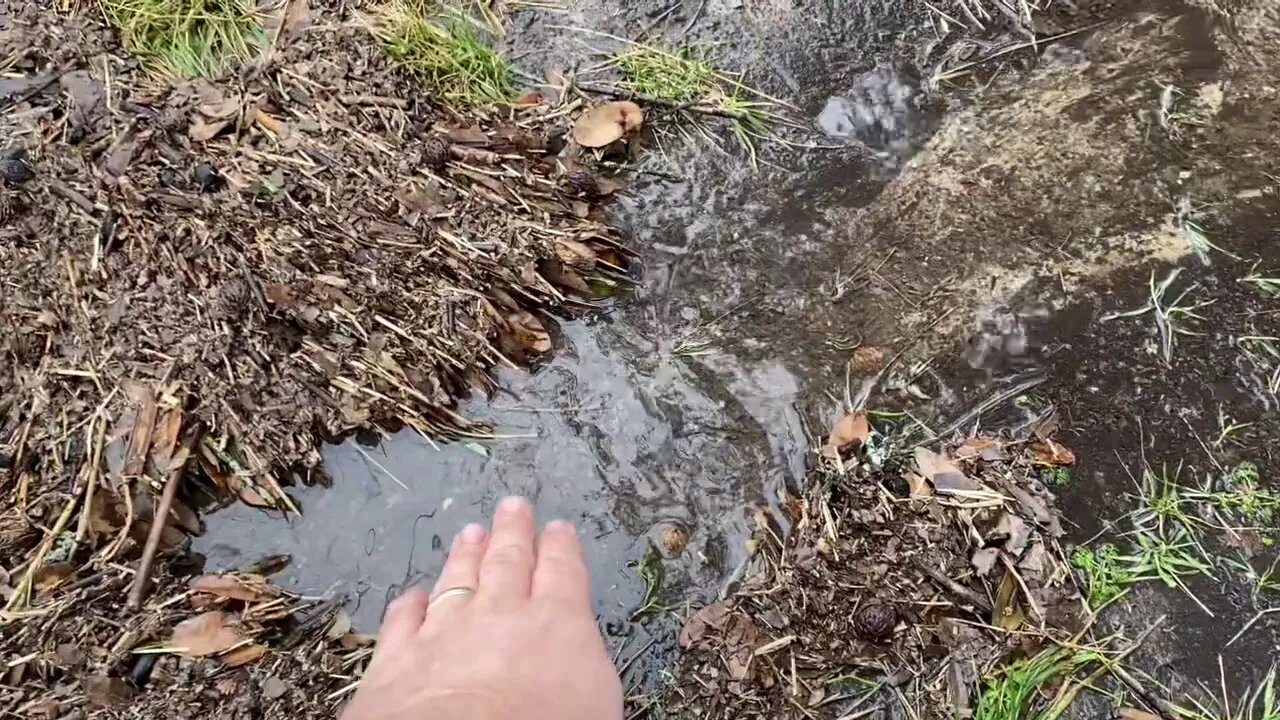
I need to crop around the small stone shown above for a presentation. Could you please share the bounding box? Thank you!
[261,675,288,701]
[420,135,450,169]
[159,167,182,189]
[565,168,600,196]
[194,162,224,192]
[0,148,35,186]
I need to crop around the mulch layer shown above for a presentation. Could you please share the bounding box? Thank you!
[2,1,631,715]
[662,422,1084,720]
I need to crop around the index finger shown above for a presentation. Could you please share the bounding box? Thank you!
[531,520,591,614]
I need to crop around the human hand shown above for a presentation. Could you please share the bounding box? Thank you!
[341,497,624,720]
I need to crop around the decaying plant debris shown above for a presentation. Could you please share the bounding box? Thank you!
[1,0,642,712]
[659,419,1092,720]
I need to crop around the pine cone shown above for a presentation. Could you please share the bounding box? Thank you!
[421,135,451,170]
[213,279,251,320]
[854,603,897,642]
[565,168,599,196]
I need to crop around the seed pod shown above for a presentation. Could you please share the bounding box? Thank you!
[854,603,897,642]
[420,135,451,170]
[565,168,599,196]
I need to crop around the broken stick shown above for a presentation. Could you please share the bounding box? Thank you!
[126,422,205,611]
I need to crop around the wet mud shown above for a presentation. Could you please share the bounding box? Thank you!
[198,0,1280,706]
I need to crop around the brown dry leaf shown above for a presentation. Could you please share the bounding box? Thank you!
[122,385,157,477]
[34,562,75,592]
[1118,709,1162,720]
[827,411,870,450]
[83,675,134,708]
[513,89,542,107]
[445,126,488,144]
[539,259,592,294]
[506,312,552,353]
[914,447,980,492]
[904,471,933,499]
[264,284,297,308]
[220,643,267,667]
[554,238,598,271]
[191,573,277,603]
[188,118,230,142]
[1029,439,1076,466]
[149,409,183,472]
[678,601,731,648]
[170,611,246,657]
[572,101,643,147]
[253,109,288,138]
[198,95,243,119]
[954,436,1005,462]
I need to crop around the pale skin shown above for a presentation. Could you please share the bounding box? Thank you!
[342,496,624,720]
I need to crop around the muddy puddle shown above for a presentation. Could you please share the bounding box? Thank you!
[198,0,1280,705]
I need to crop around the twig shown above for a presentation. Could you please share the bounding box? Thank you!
[47,179,98,215]
[911,559,992,613]
[126,422,205,611]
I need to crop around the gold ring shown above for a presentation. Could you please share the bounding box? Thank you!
[429,586,475,606]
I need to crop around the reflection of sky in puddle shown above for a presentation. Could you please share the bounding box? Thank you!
[196,319,807,631]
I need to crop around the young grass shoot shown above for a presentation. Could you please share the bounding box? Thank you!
[99,0,265,77]
[371,1,512,107]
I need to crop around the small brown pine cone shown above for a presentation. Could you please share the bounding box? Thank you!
[565,168,600,196]
[421,135,451,170]
[854,603,897,642]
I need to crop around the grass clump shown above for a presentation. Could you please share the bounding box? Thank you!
[605,40,777,166]
[614,45,717,102]
[372,2,512,107]
[1070,543,1133,608]
[100,0,265,78]
[975,646,1101,720]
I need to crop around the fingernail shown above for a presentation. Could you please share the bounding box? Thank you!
[497,496,528,514]
[546,519,575,535]
[458,523,486,543]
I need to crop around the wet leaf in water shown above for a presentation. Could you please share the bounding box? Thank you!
[572,101,643,148]
[914,447,979,492]
[826,411,869,451]
[506,311,552,353]
[170,611,246,657]
[1029,439,1075,465]
[678,601,731,648]
[191,573,277,603]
